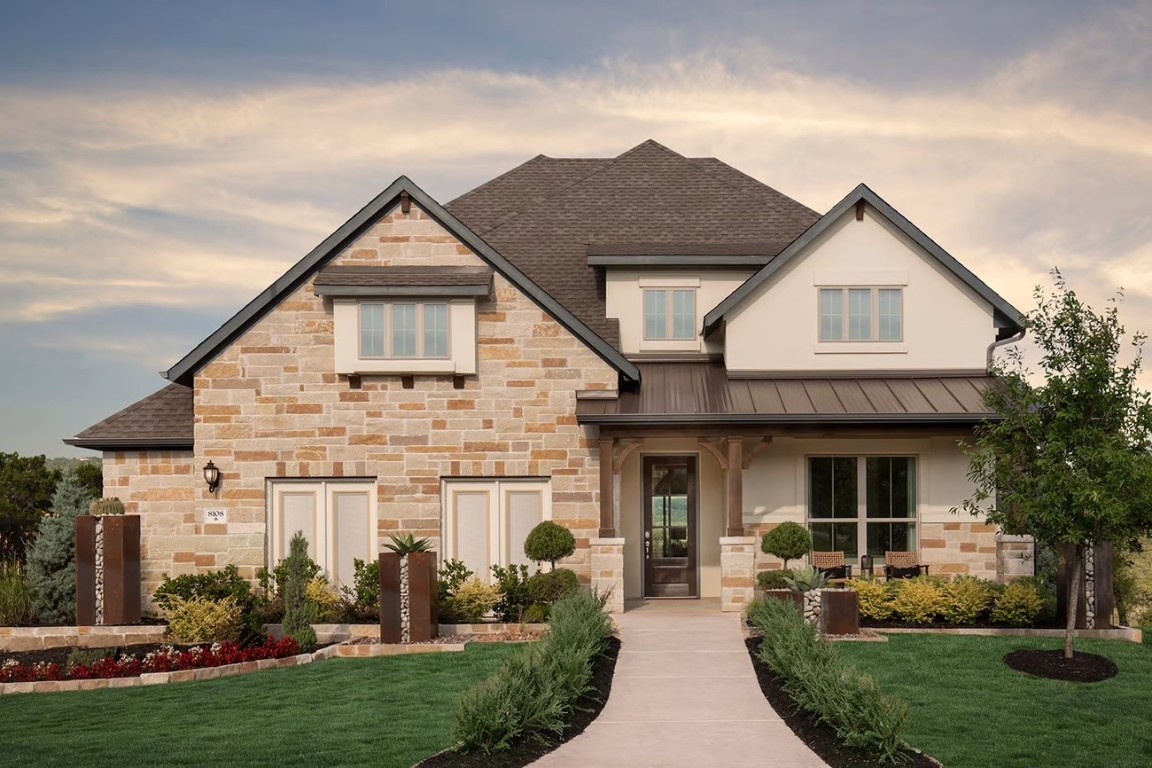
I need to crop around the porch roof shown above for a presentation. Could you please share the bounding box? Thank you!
[575,362,998,425]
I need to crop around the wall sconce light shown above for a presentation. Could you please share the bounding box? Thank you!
[203,461,221,493]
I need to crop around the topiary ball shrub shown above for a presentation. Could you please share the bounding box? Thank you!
[525,568,581,606]
[523,521,576,568]
[760,521,812,569]
[757,570,793,591]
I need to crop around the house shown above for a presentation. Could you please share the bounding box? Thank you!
[66,140,1027,613]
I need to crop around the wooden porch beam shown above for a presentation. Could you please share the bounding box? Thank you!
[697,439,729,470]
[598,437,615,538]
[613,439,642,472]
[742,436,773,469]
[726,436,744,537]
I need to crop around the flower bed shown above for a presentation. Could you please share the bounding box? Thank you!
[0,637,301,684]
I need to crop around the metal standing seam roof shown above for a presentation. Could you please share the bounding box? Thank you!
[575,362,998,425]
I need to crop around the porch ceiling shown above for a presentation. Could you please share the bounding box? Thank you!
[576,361,997,426]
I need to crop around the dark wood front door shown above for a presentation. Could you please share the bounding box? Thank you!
[643,456,697,598]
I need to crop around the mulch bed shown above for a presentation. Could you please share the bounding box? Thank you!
[1003,648,1118,682]
[418,635,621,768]
[745,638,939,768]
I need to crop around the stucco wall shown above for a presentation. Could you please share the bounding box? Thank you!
[724,210,996,372]
[107,202,618,607]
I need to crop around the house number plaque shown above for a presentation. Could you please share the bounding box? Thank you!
[205,509,228,524]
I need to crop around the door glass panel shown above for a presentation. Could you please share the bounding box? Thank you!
[332,492,369,588]
[453,491,490,581]
[651,465,689,559]
[505,490,543,568]
[280,492,316,559]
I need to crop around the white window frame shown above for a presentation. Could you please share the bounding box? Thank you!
[442,479,552,582]
[643,288,697,341]
[805,455,918,562]
[267,480,377,587]
[817,287,903,342]
[358,302,451,360]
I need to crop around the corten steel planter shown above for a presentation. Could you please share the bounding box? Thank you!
[379,552,439,644]
[763,589,804,611]
[1057,542,1114,630]
[821,588,860,636]
[75,515,142,626]
[379,553,402,644]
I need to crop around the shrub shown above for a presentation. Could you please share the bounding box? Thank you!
[0,560,35,626]
[757,570,793,591]
[384,533,431,554]
[746,598,909,763]
[491,564,532,622]
[890,576,945,624]
[438,558,474,604]
[306,578,340,623]
[164,596,244,643]
[784,564,828,593]
[338,557,380,622]
[942,576,994,625]
[848,577,893,621]
[442,578,503,624]
[523,521,576,568]
[453,591,613,753]
[760,522,811,569]
[65,648,105,671]
[525,568,581,606]
[154,564,262,642]
[281,532,318,651]
[991,578,1045,626]
[26,473,92,625]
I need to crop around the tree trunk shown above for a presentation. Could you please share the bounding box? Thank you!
[1065,543,1084,660]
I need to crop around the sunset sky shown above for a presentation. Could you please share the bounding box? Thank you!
[2,0,1150,455]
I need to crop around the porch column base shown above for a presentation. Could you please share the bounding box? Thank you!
[590,538,626,614]
[720,536,757,613]
[996,533,1035,581]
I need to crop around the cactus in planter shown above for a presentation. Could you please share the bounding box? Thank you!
[88,498,125,516]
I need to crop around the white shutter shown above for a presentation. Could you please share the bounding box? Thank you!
[505,489,543,568]
[331,491,370,588]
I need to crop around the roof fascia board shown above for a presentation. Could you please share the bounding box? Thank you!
[165,176,640,384]
[587,255,773,267]
[703,184,1026,334]
[575,412,994,426]
[62,438,194,450]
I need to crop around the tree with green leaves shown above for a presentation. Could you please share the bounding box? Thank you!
[959,270,1152,659]
[0,453,62,562]
[26,472,95,624]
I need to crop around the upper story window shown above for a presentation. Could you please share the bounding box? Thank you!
[359,302,449,359]
[644,288,696,340]
[818,287,902,342]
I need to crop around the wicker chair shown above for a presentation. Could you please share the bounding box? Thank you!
[883,551,929,580]
[811,551,853,582]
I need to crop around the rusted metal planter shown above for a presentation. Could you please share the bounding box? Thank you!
[379,552,439,644]
[820,588,860,636]
[76,515,141,626]
[762,589,804,611]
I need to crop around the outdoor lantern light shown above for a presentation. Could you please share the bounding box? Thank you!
[203,461,221,493]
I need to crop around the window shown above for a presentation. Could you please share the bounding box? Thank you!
[443,480,550,582]
[818,288,902,342]
[807,456,916,560]
[644,289,696,340]
[359,302,450,359]
[268,481,376,588]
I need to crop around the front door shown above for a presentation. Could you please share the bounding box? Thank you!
[643,456,697,597]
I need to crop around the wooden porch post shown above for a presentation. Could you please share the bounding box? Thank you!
[726,437,744,536]
[599,437,615,537]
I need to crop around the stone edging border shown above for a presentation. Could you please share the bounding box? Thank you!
[871,626,1144,644]
[336,642,468,657]
[0,626,168,653]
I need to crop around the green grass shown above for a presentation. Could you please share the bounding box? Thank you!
[837,634,1152,768]
[0,644,521,768]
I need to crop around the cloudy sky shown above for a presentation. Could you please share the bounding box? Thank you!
[2,0,1150,456]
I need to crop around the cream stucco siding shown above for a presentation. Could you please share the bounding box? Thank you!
[605,270,753,355]
[724,210,995,372]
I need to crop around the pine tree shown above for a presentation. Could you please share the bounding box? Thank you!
[26,473,93,625]
[281,531,317,651]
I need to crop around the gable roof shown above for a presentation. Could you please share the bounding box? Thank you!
[445,140,821,350]
[164,176,640,384]
[703,183,1027,335]
[64,384,194,450]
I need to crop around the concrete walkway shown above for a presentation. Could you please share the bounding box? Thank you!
[533,599,827,768]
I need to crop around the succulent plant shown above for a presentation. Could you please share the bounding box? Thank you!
[784,564,828,594]
[88,497,125,517]
[384,533,432,555]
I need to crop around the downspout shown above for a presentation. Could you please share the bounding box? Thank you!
[986,328,1026,372]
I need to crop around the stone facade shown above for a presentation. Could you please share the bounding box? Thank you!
[919,522,998,579]
[590,537,625,614]
[719,536,756,611]
[106,203,617,609]
[995,533,1035,581]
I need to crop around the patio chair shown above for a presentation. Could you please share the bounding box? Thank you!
[811,551,853,582]
[884,551,929,580]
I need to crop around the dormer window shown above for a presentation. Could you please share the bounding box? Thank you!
[359,303,450,359]
[644,288,696,340]
[818,287,903,342]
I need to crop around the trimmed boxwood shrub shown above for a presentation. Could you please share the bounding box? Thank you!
[525,568,581,605]
[523,521,576,568]
[889,576,946,624]
[760,522,811,569]
[757,570,793,591]
[991,578,1045,626]
[942,575,994,625]
[848,577,893,621]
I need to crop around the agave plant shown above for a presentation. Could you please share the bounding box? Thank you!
[784,564,828,593]
[384,533,432,555]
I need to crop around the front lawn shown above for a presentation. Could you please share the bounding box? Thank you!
[837,635,1152,768]
[0,643,520,768]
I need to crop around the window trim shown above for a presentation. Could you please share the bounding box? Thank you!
[817,287,904,343]
[643,288,697,341]
[442,479,553,582]
[805,455,918,562]
[358,301,452,360]
[266,479,378,588]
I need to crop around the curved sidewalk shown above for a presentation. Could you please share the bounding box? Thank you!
[533,599,827,768]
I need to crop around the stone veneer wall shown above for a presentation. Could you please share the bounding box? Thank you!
[106,204,617,608]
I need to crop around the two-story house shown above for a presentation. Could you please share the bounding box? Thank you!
[67,140,1025,612]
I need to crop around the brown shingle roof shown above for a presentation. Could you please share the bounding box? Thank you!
[575,362,997,425]
[445,140,820,352]
[65,384,193,449]
[313,266,493,296]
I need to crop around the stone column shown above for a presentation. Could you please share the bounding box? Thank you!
[590,538,625,614]
[995,533,1035,581]
[720,536,756,612]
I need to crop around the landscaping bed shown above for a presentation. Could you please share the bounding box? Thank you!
[1003,648,1118,682]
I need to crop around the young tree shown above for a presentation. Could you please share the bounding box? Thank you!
[26,472,94,624]
[959,270,1152,658]
[0,453,62,562]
